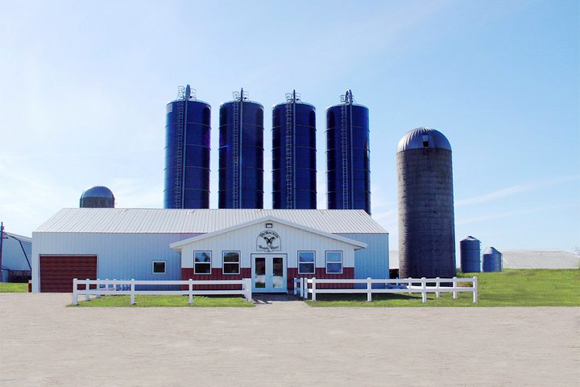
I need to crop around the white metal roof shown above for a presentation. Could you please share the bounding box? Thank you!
[170,216,368,251]
[34,208,388,235]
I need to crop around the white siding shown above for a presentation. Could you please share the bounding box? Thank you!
[178,221,358,270]
[32,232,198,292]
[339,233,390,281]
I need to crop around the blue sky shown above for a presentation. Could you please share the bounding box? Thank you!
[0,0,578,252]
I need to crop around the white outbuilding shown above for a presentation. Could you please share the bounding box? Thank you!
[32,208,389,293]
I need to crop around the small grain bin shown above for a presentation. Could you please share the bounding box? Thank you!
[460,236,481,272]
[483,247,503,272]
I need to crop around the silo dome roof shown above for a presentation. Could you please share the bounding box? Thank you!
[80,186,115,200]
[397,127,452,153]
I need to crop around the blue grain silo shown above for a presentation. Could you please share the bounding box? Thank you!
[272,90,317,209]
[164,85,211,209]
[483,247,503,272]
[218,89,264,209]
[460,236,481,273]
[397,127,456,278]
[326,90,371,214]
[80,186,115,208]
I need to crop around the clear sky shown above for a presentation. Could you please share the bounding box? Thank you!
[0,0,578,253]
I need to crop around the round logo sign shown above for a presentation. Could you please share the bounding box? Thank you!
[257,230,281,252]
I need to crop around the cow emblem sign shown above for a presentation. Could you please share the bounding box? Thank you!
[257,230,281,252]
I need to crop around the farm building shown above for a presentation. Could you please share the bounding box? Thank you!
[32,208,389,293]
[0,230,32,282]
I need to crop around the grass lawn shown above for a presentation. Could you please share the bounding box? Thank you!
[305,269,580,307]
[0,282,28,293]
[72,295,254,307]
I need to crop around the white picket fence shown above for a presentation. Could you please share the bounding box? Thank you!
[72,278,252,305]
[293,277,478,303]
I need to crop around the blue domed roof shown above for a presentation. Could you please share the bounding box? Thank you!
[397,127,452,153]
[81,186,115,199]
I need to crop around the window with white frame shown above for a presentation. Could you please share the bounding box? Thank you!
[298,251,315,274]
[325,251,343,274]
[194,251,212,274]
[152,261,166,274]
[223,251,240,274]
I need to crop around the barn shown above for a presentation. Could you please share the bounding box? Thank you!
[32,208,389,293]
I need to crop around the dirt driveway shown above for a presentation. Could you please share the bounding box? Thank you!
[0,293,578,386]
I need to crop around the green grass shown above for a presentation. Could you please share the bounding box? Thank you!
[0,282,28,293]
[305,269,580,307]
[72,295,254,307]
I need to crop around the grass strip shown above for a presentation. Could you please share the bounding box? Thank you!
[0,283,28,293]
[305,269,580,307]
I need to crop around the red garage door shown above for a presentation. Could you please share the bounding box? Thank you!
[40,255,97,293]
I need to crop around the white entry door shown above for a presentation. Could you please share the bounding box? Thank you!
[252,254,287,293]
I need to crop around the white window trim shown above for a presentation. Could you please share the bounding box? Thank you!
[194,250,212,275]
[152,260,166,275]
[222,250,241,275]
[325,250,343,274]
[298,250,316,275]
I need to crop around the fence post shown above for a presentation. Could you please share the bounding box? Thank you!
[188,278,193,304]
[96,279,101,299]
[473,276,478,303]
[408,277,412,294]
[311,278,317,301]
[85,278,90,302]
[435,277,440,298]
[453,277,458,299]
[366,277,372,302]
[73,278,78,306]
[301,278,306,299]
[421,277,427,303]
[244,278,252,301]
[130,279,135,305]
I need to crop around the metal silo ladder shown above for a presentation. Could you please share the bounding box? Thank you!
[340,102,349,209]
[232,97,240,208]
[174,101,185,208]
[285,96,294,209]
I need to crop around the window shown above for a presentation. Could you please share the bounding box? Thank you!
[325,251,343,274]
[223,251,240,275]
[298,251,315,274]
[152,261,166,274]
[194,251,212,274]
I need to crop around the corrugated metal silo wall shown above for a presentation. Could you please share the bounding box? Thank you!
[483,251,503,272]
[218,101,264,208]
[32,232,200,291]
[326,105,371,214]
[397,148,456,278]
[460,238,481,272]
[80,197,114,208]
[272,102,317,209]
[164,99,211,209]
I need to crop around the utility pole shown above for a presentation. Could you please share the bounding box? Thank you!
[0,222,4,282]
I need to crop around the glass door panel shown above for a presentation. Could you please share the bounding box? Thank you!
[272,257,284,289]
[254,257,266,289]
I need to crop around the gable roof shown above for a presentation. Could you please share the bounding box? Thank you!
[169,216,368,251]
[34,208,388,234]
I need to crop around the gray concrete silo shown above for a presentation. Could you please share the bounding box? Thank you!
[397,127,456,278]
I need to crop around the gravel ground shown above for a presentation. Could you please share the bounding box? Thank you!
[0,293,578,387]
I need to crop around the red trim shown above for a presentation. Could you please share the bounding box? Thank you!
[181,268,251,290]
[287,267,354,290]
